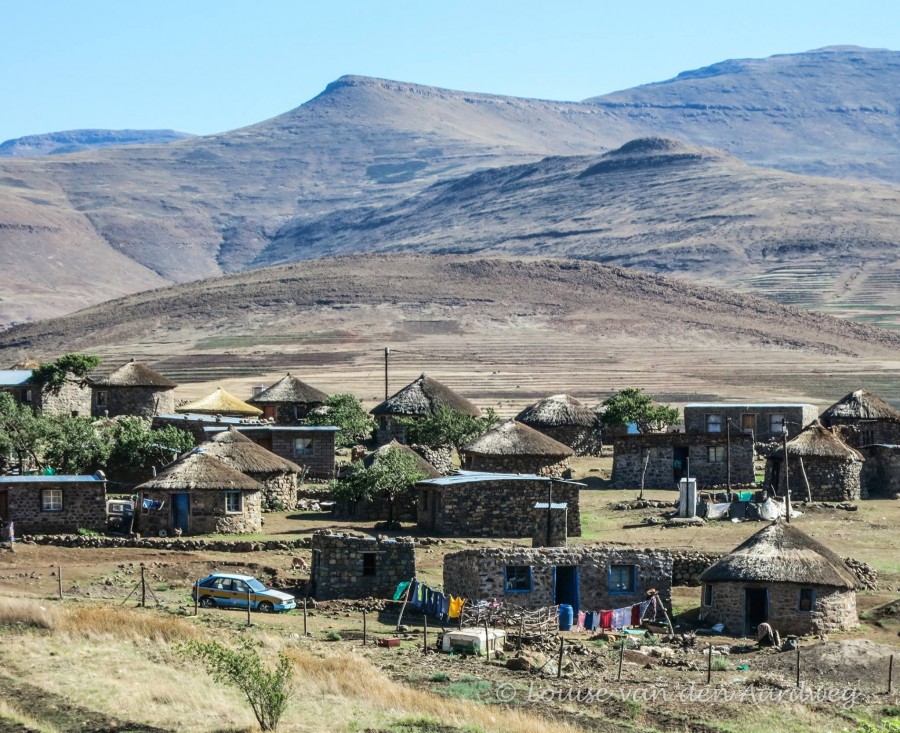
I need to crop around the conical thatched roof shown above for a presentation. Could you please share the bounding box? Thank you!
[699,521,856,588]
[771,422,862,461]
[515,394,600,428]
[95,359,177,388]
[821,388,900,423]
[137,451,263,492]
[371,373,481,417]
[248,373,328,404]
[462,420,574,457]
[176,387,263,417]
[362,440,441,479]
[198,428,302,475]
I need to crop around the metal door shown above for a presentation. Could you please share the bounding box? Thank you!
[172,493,190,533]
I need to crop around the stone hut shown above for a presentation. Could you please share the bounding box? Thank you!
[92,359,177,418]
[417,470,582,538]
[247,373,328,424]
[444,546,672,616]
[859,444,900,499]
[698,521,858,635]
[310,530,416,600]
[196,427,303,511]
[370,373,481,445]
[765,422,864,501]
[459,420,574,477]
[135,451,262,536]
[0,474,107,534]
[515,394,602,456]
[0,369,93,417]
[176,387,263,418]
[820,388,900,448]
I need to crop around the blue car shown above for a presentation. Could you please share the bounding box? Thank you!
[192,572,297,613]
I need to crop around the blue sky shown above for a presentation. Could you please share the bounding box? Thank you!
[1,0,897,142]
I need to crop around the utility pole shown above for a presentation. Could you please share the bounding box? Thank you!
[384,347,390,401]
[783,426,792,524]
[726,419,732,496]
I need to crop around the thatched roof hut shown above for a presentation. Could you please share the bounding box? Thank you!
[139,451,263,492]
[371,373,481,418]
[199,428,302,475]
[249,373,328,405]
[770,422,863,462]
[515,394,602,456]
[821,388,900,424]
[94,359,177,388]
[460,420,573,477]
[176,387,263,417]
[362,440,441,479]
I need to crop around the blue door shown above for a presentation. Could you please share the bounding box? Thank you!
[172,493,190,533]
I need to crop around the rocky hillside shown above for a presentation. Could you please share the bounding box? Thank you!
[0,129,194,157]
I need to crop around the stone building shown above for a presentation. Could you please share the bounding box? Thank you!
[611,432,754,490]
[683,403,817,441]
[443,546,672,616]
[417,470,582,538]
[515,394,602,456]
[0,369,93,417]
[820,388,900,448]
[176,387,263,418]
[699,521,858,635]
[0,474,107,534]
[135,451,263,536]
[370,373,481,445]
[765,422,864,501]
[309,530,416,600]
[247,373,328,424]
[196,428,304,510]
[859,444,900,499]
[459,420,573,477]
[92,359,177,417]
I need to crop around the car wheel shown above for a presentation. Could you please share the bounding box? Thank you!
[258,601,275,613]
[199,596,216,609]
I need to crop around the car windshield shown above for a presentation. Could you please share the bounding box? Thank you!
[247,579,267,592]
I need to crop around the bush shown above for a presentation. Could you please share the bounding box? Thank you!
[710,655,730,671]
[427,672,449,682]
[76,527,101,536]
[325,630,342,642]
[306,394,374,447]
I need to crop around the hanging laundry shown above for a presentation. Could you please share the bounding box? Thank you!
[393,580,411,601]
[577,610,586,629]
[410,580,423,609]
[441,593,450,618]
[600,610,613,629]
[631,604,641,626]
[611,607,631,629]
[448,596,465,618]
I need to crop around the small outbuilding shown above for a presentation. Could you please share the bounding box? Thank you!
[698,521,858,636]
[515,394,602,456]
[310,530,416,600]
[247,373,328,424]
[135,451,263,536]
[0,474,107,534]
[176,387,263,418]
[459,420,573,477]
[92,359,178,417]
[820,388,900,448]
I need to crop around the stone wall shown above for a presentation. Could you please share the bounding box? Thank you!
[376,415,409,446]
[459,453,571,478]
[670,550,723,586]
[533,506,568,547]
[765,456,863,501]
[253,471,299,511]
[611,433,754,490]
[860,445,900,499]
[310,530,416,600]
[443,546,672,613]
[683,405,817,440]
[36,380,93,417]
[96,387,175,418]
[3,481,106,534]
[270,430,335,479]
[529,425,602,457]
[137,488,262,535]
[828,420,900,448]
[411,444,453,474]
[418,479,581,538]
[700,581,857,635]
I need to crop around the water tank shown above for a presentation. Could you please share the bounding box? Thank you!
[558,604,574,631]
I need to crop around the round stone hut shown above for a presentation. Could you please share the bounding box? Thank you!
[247,373,328,424]
[135,451,263,536]
[698,521,858,636]
[820,388,900,447]
[198,428,303,511]
[176,387,263,418]
[459,420,574,477]
[515,394,602,456]
[765,421,864,502]
[93,359,178,417]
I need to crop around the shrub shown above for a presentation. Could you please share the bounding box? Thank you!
[325,630,343,642]
[427,672,449,682]
[710,655,730,671]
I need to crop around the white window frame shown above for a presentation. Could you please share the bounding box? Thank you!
[42,488,63,512]
[707,445,726,463]
[770,414,786,434]
[293,437,313,457]
[225,491,242,514]
[706,414,723,433]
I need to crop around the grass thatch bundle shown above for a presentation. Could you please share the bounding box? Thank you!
[771,421,863,461]
[94,358,177,388]
[248,373,328,404]
[137,451,263,492]
[362,440,441,478]
[371,373,481,417]
[199,428,303,475]
[176,387,263,417]
[461,419,573,457]
[515,393,600,427]
[821,388,900,423]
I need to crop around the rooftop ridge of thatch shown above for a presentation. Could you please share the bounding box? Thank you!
[248,373,328,404]
[461,420,574,457]
[199,428,303,475]
[95,359,178,388]
[362,440,442,479]
[370,372,481,417]
[136,451,264,492]
[176,387,263,417]
[515,393,600,427]
[821,388,900,423]
[771,421,863,461]
[699,521,857,589]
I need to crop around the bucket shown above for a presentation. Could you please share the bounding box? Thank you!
[558,604,574,631]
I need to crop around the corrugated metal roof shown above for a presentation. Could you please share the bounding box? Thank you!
[0,474,106,483]
[204,426,339,433]
[418,470,585,487]
[534,502,568,509]
[0,370,33,387]
[684,403,813,408]
[158,414,338,431]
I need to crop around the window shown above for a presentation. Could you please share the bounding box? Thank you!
[231,579,248,594]
[41,489,62,512]
[609,564,636,594]
[96,390,107,406]
[798,588,815,612]
[707,446,725,463]
[741,414,756,432]
[706,414,723,433]
[225,491,242,513]
[293,438,313,457]
[362,553,377,576]
[504,566,533,593]
[703,584,713,606]
[770,414,786,434]
[23,389,33,404]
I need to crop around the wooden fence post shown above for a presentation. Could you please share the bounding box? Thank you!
[558,637,565,679]
[707,644,713,684]
[616,638,625,682]
[888,655,894,695]
[140,565,146,608]
[246,587,252,627]
[796,646,801,687]
[194,580,199,616]
[303,598,308,636]
[362,610,367,646]
[57,566,62,600]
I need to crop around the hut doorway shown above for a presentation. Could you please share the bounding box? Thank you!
[554,565,579,614]
[744,587,769,633]
[673,447,689,483]
[171,493,190,534]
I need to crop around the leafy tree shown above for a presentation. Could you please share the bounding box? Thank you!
[305,393,374,447]
[31,353,100,394]
[43,416,111,474]
[333,447,425,523]
[600,388,680,433]
[104,418,194,483]
[0,393,47,469]
[178,638,293,732]
[398,405,500,450]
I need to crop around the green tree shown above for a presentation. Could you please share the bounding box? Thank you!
[104,418,194,483]
[600,388,679,433]
[398,405,500,450]
[31,353,100,394]
[333,447,425,523]
[305,393,374,447]
[0,392,47,469]
[178,638,293,732]
[43,416,111,474]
